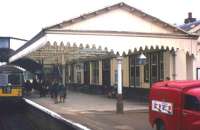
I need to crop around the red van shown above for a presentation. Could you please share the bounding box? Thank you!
[149,81,200,130]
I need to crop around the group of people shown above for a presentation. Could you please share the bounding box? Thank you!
[49,81,67,103]
[23,78,67,104]
[23,80,33,96]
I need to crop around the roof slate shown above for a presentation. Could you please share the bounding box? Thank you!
[179,20,200,31]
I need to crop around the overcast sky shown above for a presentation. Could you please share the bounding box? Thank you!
[0,0,199,40]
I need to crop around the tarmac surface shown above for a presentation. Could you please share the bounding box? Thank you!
[31,91,153,130]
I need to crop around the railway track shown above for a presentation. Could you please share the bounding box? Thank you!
[0,99,90,130]
[0,101,36,130]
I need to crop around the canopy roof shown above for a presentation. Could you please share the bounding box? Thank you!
[9,2,199,63]
[11,58,43,74]
[0,65,25,74]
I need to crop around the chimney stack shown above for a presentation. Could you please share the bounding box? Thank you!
[188,12,192,18]
[184,12,196,24]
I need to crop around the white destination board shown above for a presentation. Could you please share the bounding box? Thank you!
[152,100,173,115]
[0,74,8,86]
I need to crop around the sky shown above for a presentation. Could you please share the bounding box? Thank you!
[0,0,199,40]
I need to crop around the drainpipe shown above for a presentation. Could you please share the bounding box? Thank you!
[116,56,123,114]
[172,51,176,80]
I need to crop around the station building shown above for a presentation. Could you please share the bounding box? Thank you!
[9,2,200,99]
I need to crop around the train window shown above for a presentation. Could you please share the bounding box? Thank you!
[8,74,21,86]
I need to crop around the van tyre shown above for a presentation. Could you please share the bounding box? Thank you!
[155,121,165,130]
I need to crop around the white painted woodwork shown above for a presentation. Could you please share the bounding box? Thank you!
[175,49,187,80]
[62,9,173,34]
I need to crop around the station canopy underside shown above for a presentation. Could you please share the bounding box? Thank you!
[11,58,43,73]
[9,30,197,65]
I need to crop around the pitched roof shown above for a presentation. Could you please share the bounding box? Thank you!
[179,20,200,31]
[10,2,198,63]
[46,2,188,34]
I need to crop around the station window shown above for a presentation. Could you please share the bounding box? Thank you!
[77,72,81,83]
[143,51,164,84]
[144,54,150,82]
[84,62,90,84]
[151,53,158,83]
[159,52,164,80]
[76,64,82,84]
[70,64,74,83]
[102,59,111,86]
[129,54,140,87]
[43,64,53,76]
[91,61,99,84]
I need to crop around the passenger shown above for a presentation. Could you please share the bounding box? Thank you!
[38,80,43,97]
[41,80,46,97]
[42,80,47,97]
[56,81,62,103]
[49,82,54,98]
[45,80,50,97]
[53,81,59,104]
[26,80,32,96]
[32,78,38,90]
[23,80,29,96]
[59,83,66,103]
[22,80,26,96]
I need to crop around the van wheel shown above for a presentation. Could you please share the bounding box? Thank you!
[155,121,165,130]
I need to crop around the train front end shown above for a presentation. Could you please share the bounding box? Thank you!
[0,65,24,101]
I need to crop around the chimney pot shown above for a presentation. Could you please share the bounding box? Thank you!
[188,12,192,18]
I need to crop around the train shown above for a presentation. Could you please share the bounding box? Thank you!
[0,65,24,100]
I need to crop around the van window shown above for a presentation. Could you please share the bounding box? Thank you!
[184,94,200,111]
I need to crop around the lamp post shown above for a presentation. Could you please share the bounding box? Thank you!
[116,53,146,114]
[116,56,123,114]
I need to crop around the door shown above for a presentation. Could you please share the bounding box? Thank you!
[129,55,140,87]
[102,59,111,86]
[182,94,200,130]
[84,62,90,84]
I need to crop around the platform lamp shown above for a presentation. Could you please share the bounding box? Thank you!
[138,53,147,65]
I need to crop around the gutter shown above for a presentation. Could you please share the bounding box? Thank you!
[47,29,199,39]
[10,37,28,42]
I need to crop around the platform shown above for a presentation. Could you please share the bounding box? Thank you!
[30,91,152,130]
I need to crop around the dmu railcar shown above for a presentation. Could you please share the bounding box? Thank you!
[0,65,24,100]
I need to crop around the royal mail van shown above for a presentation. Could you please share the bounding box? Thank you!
[149,81,200,130]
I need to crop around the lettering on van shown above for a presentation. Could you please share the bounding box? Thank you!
[152,100,173,115]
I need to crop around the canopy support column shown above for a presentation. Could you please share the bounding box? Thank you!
[62,54,66,85]
[116,56,123,114]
